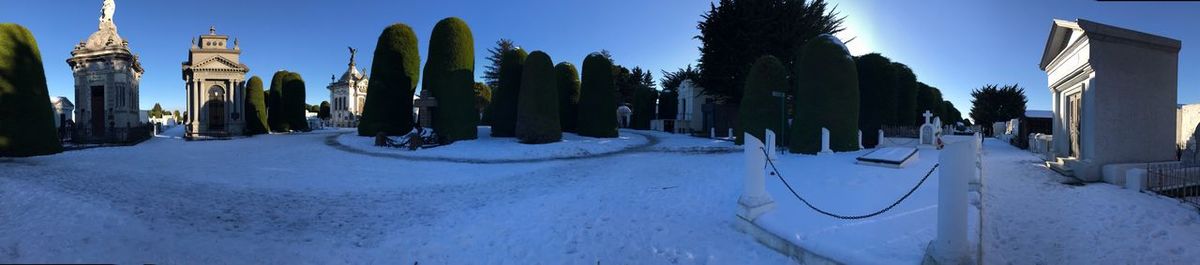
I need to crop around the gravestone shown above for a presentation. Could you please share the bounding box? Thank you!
[820,127,832,154]
[414,89,438,129]
[919,110,936,145]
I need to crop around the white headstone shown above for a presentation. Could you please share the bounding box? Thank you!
[878,129,886,148]
[922,110,934,125]
[738,133,776,222]
[858,130,865,149]
[820,127,832,154]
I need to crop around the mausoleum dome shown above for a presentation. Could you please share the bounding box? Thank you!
[338,67,367,83]
[81,27,125,51]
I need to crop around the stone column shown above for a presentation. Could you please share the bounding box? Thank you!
[738,132,775,222]
[820,127,832,154]
[926,140,973,264]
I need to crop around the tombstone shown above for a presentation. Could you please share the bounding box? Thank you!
[738,132,775,222]
[710,127,716,139]
[728,128,734,139]
[414,89,438,129]
[765,129,778,161]
[919,110,936,145]
[820,127,832,154]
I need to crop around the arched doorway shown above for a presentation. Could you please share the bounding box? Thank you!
[206,85,226,131]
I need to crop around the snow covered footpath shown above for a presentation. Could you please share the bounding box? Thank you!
[982,139,1200,264]
[336,127,650,161]
[0,127,789,264]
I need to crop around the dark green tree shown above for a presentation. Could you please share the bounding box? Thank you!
[630,85,658,130]
[283,72,309,132]
[486,48,527,137]
[474,82,491,115]
[482,39,517,89]
[893,63,919,126]
[942,100,962,125]
[423,17,477,143]
[319,101,331,120]
[555,62,580,132]
[736,55,786,145]
[576,53,619,138]
[359,24,420,136]
[916,82,945,121]
[855,53,898,147]
[969,84,1027,136]
[789,34,859,154]
[0,24,61,156]
[150,103,164,118]
[697,0,844,104]
[243,76,269,135]
[267,71,290,132]
[173,110,181,119]
[516,51,561,144]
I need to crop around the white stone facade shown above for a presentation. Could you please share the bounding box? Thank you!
[66,0,144,142]
[327,47,368,128]
[1039,18,1181,181]
[182,27,249,139]
[676,80,710,133]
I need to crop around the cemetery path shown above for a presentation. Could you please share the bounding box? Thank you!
[981,139,1200,264]
[0,129,790,264]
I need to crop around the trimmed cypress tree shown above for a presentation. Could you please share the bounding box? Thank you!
[319,101,331,120]
[487,48,527,137]
[0,24,61,157]
[736,55,786,145]
[789,34,859,154]
[423,17,477,143]
[516,51,561,144]
[359,24,420,136]
[576,53,618,138]
[855,53,898,147]
[555,62,580,133]
[894,63,919,126]
[631,86,657,130]
[243,76,269,135]
[267,71,290,132]
[283,72,309,132]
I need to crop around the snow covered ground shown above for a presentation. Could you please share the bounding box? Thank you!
[336,127,652,162]
[3,127,1199,264]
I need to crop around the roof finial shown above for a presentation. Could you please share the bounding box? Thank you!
[348,46,358,67]
[209,25,216,35]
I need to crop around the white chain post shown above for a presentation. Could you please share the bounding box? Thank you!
[878,129,886,147]
[738,132,776,222]
[926,140,973,264]
[820,127,832,154]
[858,130,865,149]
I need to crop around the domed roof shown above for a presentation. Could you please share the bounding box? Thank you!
[338,66,367,83]
[81,26,125,51]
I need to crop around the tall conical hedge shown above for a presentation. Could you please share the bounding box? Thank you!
[576,53,618,138]
[555,62,580,133]
[736,55,786,145]
[516,51,561,144]
[0,24,61,157]
[283,72,309,132]
[894,63,919,126]
[423,17,477,143]
[855,53,898,147]
[631,86,657,130]
[359,24,420,136]
[790,34,859,154]
[243,76,268,135]
[267,71,290,132]
[487,48,527,137]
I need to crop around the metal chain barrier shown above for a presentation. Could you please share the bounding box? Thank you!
[760,147,938,220]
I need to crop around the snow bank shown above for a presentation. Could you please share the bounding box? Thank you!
[336,127,650,161]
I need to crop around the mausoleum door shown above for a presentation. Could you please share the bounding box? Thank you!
[1068,92,1082,157]
[90,86,105,136]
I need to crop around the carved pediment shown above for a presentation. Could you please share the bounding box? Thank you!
[191,56,244,70]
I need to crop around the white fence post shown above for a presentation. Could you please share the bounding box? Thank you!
[820,127,832,154]
[728,128,734,139]
[766,129,778,161]
[927,140,973,264]
[878,129,885,147]
[858,130,865,149]
[738,132,776,222]
[710,128,716,139]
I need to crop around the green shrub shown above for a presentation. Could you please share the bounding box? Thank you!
[243,76,269,135]
[319,101,331,120]
[474,82,491,115]
[423,17,477,143]
[789,34,859,154]
[283,72,309,132]
[855,54,898,147]
[576,53,618,138]
[487,48,527,137]
[0,24,61,157]
[894,63,919,125]
[555,62,580,132]
[515,51,561,144]
[267,71,290,132]
[736,55,786,145]
[630,86,657,130]
[359,24,420,136]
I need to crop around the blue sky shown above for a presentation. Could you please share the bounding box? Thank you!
[3,0,1198,120]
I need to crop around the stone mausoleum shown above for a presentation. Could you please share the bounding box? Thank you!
[327,47,369,128]
[181,26,250,139]
[66,0,144,143]
[1039,18,1181,181]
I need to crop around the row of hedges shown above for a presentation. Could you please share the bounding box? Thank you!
[244,76,269,135]
[266,70,310,132]
[789,34,859,154]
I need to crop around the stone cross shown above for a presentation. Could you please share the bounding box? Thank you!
[923,110,933,125]
[414,89,438,129]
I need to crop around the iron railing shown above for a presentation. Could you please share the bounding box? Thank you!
[1146,163,1200,208]
[69,124,154,144]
